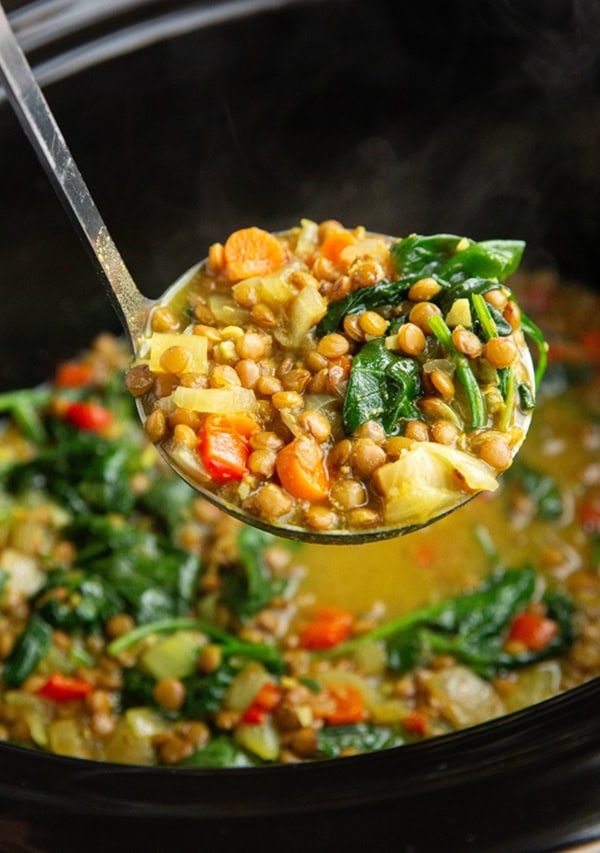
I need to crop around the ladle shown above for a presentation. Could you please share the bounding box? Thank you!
[0,3,534,544]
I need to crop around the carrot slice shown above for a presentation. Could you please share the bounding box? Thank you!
[222,227,286,282]
[275,436,329,502]
[320,228,357,267]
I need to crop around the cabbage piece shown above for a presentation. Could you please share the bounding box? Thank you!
[0,547,46,597]
[274,284,327,350]
[426,665,505,728]
[373,441,499,527]
[234,718,280,761]
[171,386,257,414]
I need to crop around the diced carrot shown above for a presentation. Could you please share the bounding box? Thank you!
[197,414,259,483]
[322,684,366,725]
[299,606,354,650]
[55,361,93,388]
[275,436,329,503]
[507,611,558,651]
[320,228,357,267]
[222,227,286,282]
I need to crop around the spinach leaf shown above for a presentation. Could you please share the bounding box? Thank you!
[390,234,465,277]
[138,478,196,535]
[330,568,573,678]
[342,339,421,435]
[4,420,142,516]
[67,515,201,624]
[221,527,289,621]
[36,570,123,632]
[182,736,255,768]
[3,615,52,686]
[121,658,239,718]
[182,661,240,716]
[505,461,564,521]
[316,723,404,759]
[315,278,412,336]
[439,240,525,285]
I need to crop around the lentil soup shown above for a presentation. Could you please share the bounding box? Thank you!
[0,271,597,768]
[127,222,544,540]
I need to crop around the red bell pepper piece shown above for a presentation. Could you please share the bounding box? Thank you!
[65,401,112,433]
[241,681,282,724]
[36,673,93,702]
[197,414,259,483]
[508,611,558,652]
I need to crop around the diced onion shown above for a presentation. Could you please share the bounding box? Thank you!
[171,386,257,414]
[148,333,208,374]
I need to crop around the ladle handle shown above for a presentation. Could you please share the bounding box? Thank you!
[0,3,151,345]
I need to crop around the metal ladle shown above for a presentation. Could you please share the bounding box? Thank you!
[0,3,534,545]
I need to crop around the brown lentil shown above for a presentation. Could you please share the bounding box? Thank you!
[255,484,293,518]
[430,369,455,401]
[271,390,304,410]
[408,301,442,334]
[236,332,267,360]
[125,364,154,397]
[197,644,223,674]
[404,419,430,442]
[330,479,367,510]
[451,327,483,357]
[478,435,513,471]
[430,420,460,446]
[408,277,442,302]
[483,336,518,369]
[153,678,186,711]
[358,311,389,337]
[145,409,167,443]
[317,333,351,359]
[351,439,387,477]
[151,306,180,333]
[396,322,427,356]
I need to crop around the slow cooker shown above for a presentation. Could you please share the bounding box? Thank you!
[1,1,600,850]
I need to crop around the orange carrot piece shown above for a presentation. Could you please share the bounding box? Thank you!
[320,228,357,267]
[275,436,329,503]
[322,684,366,726]
[55,361,93,388]
[299,606,354,650]
[222,226,286,282]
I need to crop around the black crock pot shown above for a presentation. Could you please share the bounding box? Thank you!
[1,1,600,850]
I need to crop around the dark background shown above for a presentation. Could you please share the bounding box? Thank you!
[1,0,600,389]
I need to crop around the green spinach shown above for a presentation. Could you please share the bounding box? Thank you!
[220,527,289,620]
[328,568,573,678]
[316,723,404,759]
[342,339,421,435]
